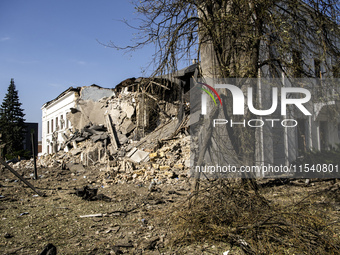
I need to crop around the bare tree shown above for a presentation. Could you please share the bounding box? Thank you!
[109,0,340,75]
[108,0,340,172]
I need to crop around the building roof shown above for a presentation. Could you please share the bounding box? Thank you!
[41,87,80,109]
[41,84,111,109]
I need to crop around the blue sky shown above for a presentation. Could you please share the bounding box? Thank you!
[0,0,161,139]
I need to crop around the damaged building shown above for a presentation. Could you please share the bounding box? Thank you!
[40,68,194,171]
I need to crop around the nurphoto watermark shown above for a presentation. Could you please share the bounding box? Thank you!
[190,78,340,179]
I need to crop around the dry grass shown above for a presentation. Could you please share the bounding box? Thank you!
[169,179,340,254]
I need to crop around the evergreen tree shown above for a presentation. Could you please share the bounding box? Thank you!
[0,79,26,158]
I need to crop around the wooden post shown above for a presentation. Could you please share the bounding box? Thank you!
[31,130,38,180]
[0,157,46,197]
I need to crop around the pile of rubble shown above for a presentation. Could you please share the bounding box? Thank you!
[8,75,192,186]
[108,134,190,185]
[31,128,190,185]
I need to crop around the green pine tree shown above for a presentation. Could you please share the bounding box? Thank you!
[0,78,26,159]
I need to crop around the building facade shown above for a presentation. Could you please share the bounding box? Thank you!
[23,122,39,157]
[41,87,78,155]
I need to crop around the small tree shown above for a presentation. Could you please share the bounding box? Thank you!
[0,79,26,159]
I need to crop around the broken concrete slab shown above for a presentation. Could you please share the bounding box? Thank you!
[105,114,119,150]
[84,125,106,135]
[116,131,128,145]
[108,109,121,125]
[126,119,179,152]
[126,147,138,158]
[127,148,149,163]
[66,163,86,173]
[121,101,135,119]
[91,133,108,143]
[70,148,82,156]
[120,118,135,135]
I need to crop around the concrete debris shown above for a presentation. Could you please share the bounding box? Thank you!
[127,148,149,163]
[16,76,193,185]
[121,101,135,119]
[10,130,190,186]
[65,162,86,172]
[119,118,135,135]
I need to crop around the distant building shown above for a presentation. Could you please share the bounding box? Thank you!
[38,141,42,155]
[23,122,38,157]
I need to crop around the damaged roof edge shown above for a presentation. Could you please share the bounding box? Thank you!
[41,87,80,109]
[42,84,115,109]
[42,63,197,110]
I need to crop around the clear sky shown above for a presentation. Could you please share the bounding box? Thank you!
[0,0,159,140]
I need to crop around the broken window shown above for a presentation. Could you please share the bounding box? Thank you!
[60,115,64,130]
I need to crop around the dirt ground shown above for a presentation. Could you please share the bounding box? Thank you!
[1,164,340,254]
[0,164,208,255]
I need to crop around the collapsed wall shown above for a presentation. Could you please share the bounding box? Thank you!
[36,75,191,183]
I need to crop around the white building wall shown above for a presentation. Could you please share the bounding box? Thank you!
[41,91,76,155]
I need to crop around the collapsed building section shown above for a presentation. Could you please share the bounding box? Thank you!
[41,85,115,155]
[39,65,195,181]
